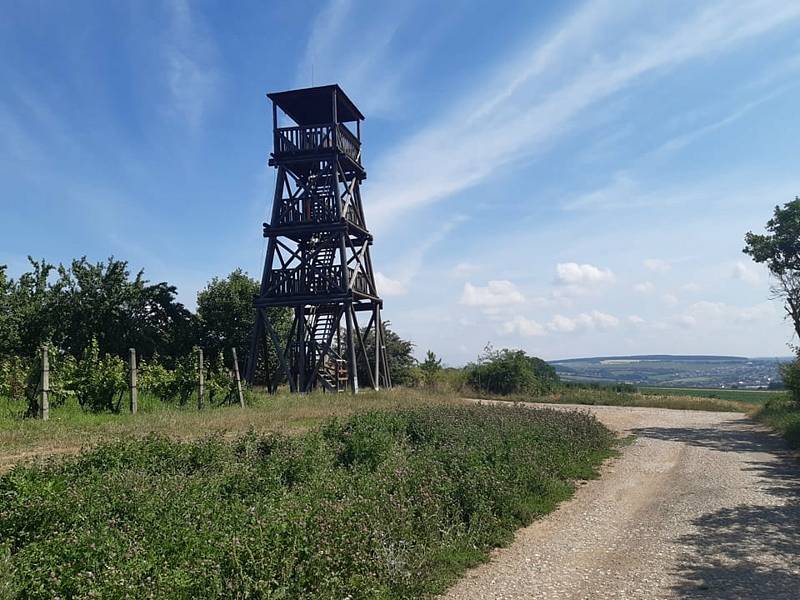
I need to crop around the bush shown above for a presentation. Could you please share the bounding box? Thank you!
[0,349,76,417]
[71,339,127,412]
[780,357,800,402]
[0,404,614,599]
[466,347,560,396]
[138,354,198,405]
[756,396,800,449]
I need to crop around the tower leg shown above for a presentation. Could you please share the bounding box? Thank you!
[297,306,306,393]
[374,305,381,391]
[245,310,265,384]
[344,301,359,393]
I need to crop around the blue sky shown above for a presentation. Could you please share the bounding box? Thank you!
[2,0,800,363]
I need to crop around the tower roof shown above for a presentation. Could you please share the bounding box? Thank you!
[267,84,364,125]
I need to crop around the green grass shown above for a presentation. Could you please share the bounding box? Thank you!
[550,388,753,412]
[468,387,755,413]
[0,389,459,472]
[754,397,800,449]
[640,386,787,404]
[0,404,615,599]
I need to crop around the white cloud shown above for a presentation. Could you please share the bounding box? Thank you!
[662,293,679,306]
[633,281,655,294]
[643,258,671,272]
[501,315,547,337]
[367,0,800,229]
[548,310,620,333]
[628,315,646,325]
[684,300,777,324]
[732,261,761,285]
[450,262,479,278]
[682,282,701,293]
[460,280,525,308]
[555,262,615,285]
[375,272,407,296]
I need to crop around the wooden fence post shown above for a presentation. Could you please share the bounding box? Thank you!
[129,348,138,414]
[232,347,245,408]
[40,344,49,421]
[197,348,205,410]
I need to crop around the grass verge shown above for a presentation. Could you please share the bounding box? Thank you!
[471,387,753,413]
[0,404,615,599]
[640,387,787,404]
[0,389,455,472]
[754,397,800,449]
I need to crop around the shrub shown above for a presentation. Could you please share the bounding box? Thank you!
[419,350,443,386]
[138,353,198,405]
[756,396,800,449]
[205,352,236,405]
[0,349,76,417]
[780,357,800,403]
[466,347,560,396]
[70,339,126,412]
[0,404,614,599]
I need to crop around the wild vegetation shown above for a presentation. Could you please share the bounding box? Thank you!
[0,404,614,599]
[744,198,800,447]
[639,386,787,404]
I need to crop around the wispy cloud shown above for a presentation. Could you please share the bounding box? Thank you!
[296,0,428,116]
[375,215,467,294]
[367,0,800,229]
[163,0,219,130]
[654,86,794,156]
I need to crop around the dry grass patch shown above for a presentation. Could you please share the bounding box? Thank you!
[0,388,462,473]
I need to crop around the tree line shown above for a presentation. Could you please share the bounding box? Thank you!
[0,256,424,414]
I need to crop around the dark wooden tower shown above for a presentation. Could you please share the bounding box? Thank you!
[245,84,390,393]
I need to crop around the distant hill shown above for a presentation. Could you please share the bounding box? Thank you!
[552,354,748,364]
[549,355,789,389]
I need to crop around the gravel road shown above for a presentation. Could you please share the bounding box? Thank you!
[443,402,800,599]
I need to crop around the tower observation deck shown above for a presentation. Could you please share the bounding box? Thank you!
[245,84,390,393]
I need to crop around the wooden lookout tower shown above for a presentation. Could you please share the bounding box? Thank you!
[245,85,390,393]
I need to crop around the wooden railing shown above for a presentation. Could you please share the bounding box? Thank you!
[268,265,373,297]
[335,124,360,164]
[274,123,361,165]
[277,194,339,225]
[269,265,345,297]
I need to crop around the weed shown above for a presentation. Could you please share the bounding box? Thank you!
[0,404,614,599]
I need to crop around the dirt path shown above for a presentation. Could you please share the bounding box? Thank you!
[444,402,800,599]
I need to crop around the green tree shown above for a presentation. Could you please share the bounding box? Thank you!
[744,198,800,343]
[419,350,443,385]
[3,259,56,358]
[54,257,197,360]
[356,322,415,387]
[196,269,290,384]
[0,257,196,361]
[0,266,19,357]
